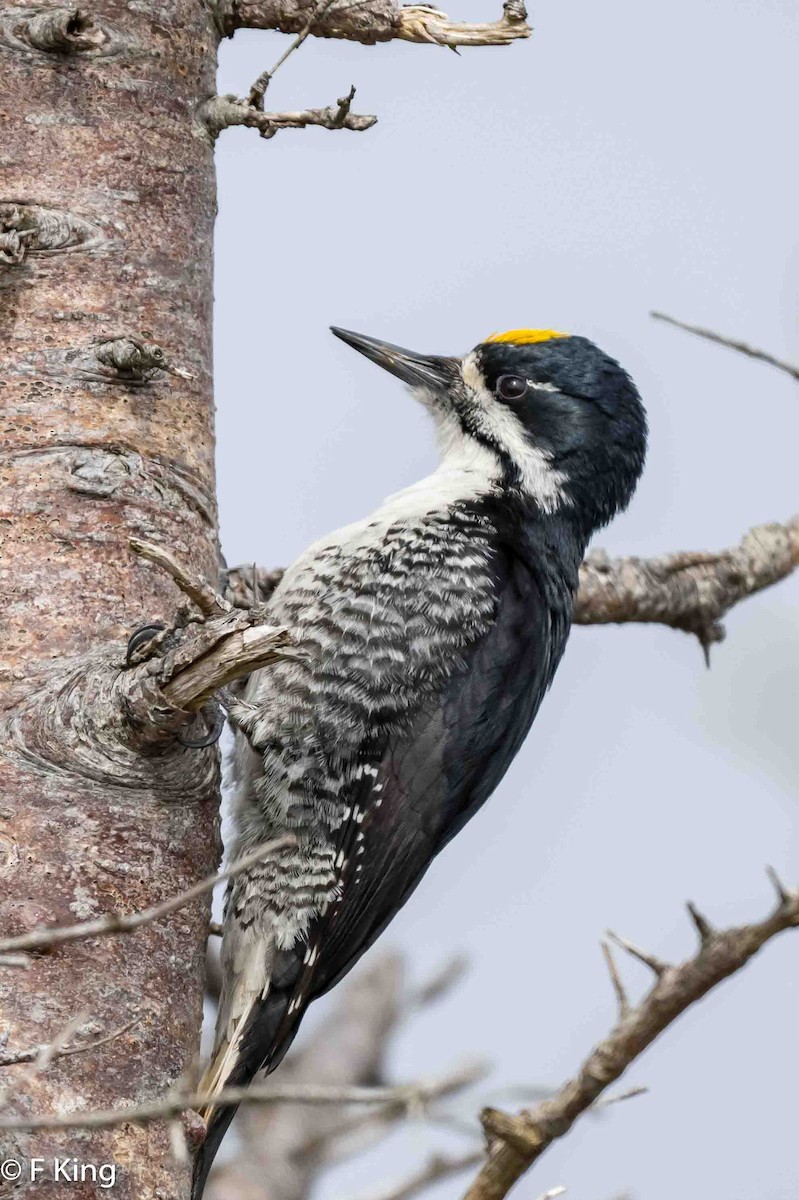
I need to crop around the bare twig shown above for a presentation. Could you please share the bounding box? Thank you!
[605,931,669,977]
[248,0,338,108]
[0,836,295,957]
[593,1085,648,1110]
[685,901,714,944]
[131,538,230,618]
[355,1151,484,1200]
[299,1059,488,1161]
[463,877,799,1200]
[0,1017,141,1068]
[0,1061,485,1133]
[651,312,799,382]
[0,1014,86,1108]
[202,91,376,141]
[407,954,470,1009]
[600,941,630,1018]
[123,540,294,731]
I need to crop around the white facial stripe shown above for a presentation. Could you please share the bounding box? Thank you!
[460,354,568,512]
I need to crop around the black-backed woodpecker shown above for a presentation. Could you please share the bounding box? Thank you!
[193,327,647,1197]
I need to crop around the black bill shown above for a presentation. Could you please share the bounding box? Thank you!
[331,327,458,391]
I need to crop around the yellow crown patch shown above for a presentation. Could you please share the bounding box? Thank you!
[484,328,569,345]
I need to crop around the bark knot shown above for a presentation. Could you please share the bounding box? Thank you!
[26,7,105,53]
[0,7,134,59]
[58,337,193,387]
[0,201,110,265]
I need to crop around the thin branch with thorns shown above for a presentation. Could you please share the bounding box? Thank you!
[463,873,799,1200]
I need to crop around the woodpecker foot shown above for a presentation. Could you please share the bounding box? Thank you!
[177,704,225,749]
[125,622,167,666]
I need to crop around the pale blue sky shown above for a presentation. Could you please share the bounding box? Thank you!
[211,3,799,1197]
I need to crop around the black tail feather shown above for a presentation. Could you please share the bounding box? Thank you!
[191,986,304,1200]
[191,1102,239,1200]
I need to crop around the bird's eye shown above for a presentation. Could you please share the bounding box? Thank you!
[496,375,528,401]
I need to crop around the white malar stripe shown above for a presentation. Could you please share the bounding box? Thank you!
[460,353,568,512]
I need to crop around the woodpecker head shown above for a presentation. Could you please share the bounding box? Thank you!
[331,326,647,536]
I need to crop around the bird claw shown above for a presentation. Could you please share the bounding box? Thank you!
[177,704,226,749]
[125,622,167,667]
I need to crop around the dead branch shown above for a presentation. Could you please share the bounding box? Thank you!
[281,957,479,1173]
[407,954,470,1009]
[396,2,529,47]
[574,517,799,653]
[651,312,799,382]
[0,836,295,957]
[463,874,799,1200]
[224,0,530,47]
[201,90,376,141]
[227,516,798,662]
[0,1061,485,1134]
[356,1152,485,1200]
[123,539,293,737]
[163,621,293,711]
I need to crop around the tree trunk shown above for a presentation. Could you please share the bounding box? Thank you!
[0,3,221,1195]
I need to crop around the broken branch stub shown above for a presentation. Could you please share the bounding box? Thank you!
[396,2,529,48]
[123,540,294,736]
[201,91,376,141]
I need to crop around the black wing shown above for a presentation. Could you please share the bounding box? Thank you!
[307,544,571,999]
